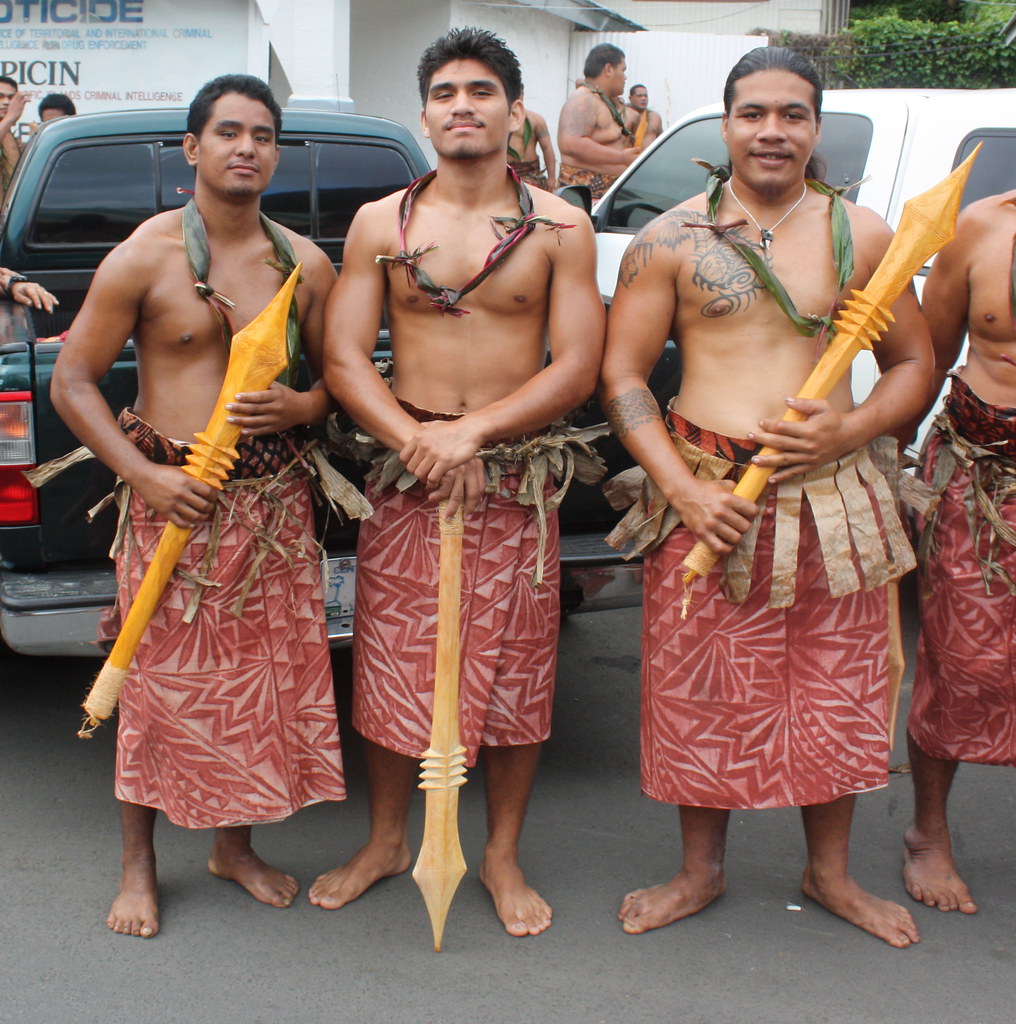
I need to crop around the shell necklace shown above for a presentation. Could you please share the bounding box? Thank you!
[725,180,807,250]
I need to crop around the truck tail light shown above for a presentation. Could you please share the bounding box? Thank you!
[0,392,38,525]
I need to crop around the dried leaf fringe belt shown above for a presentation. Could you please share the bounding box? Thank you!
[327,404,608,587]
[26,409,372,622]
[603,401,918,608]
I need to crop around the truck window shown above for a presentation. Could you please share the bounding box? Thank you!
[603,113,873,232]
[316,142,416,241]
[604,117,722,231]
[31,143,157,246]
[955,130,1016,207]
[160,144,192,208]
[158,143,311,237]
[261,144,312,236]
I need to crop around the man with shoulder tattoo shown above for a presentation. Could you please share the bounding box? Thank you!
[600,47,933,948]
[558,43,639,201]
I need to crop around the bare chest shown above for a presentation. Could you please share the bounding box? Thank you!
[589,108,623,147]
[137,256,292,353]
[967,236,1016,345]
[387,212,551,317]
[678,224,840,328]
[509,128,538,162]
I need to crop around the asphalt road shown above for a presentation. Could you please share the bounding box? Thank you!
[2,602,1014,1024]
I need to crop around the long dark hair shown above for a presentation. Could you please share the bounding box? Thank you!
[723,47,826,182]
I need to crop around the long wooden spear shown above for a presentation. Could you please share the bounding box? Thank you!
[78,264,302,737]
[413,502,468,952]
[681,147,980,586]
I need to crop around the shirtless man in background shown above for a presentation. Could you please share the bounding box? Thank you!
[903,189,1016,915]
[558,43,638,201]
[600,47,931,947]
[508,99,556,190]
[312,26,603,937]
[625,84,663,149]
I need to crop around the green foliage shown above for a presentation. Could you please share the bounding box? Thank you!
[839,11,1016,88]
[849,0,965,24]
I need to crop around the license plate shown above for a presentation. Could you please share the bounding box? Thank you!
[321,556,356,621]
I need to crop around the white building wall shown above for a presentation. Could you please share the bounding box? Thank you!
[607,0,827,36]
[451,0,573,150]
[347,0,573,164]
[348,0,453,161]
[569,30,768,127]
[257,0,352,109]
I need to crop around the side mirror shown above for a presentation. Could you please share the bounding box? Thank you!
[554,184,592,216]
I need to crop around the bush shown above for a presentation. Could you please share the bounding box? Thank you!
[761,11,1016,89]
[850,0,961,25]
[841,12,1016,88]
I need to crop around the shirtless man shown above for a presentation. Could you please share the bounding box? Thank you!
[903,189,1016,916]
[625,84,663,149]
[558,43,638,201]
[600,47,931,947]
[508,100,556,190]
[50,74,344,938]
[312,26,603,937]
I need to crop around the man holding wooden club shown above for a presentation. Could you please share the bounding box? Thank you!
[317,27,603,938]
[599,47,933,947]
[50,74,344,939]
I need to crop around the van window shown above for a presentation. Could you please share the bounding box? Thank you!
[603,113,873,232]
[317,142,416,240]
[31,143,157,245]
[955,130,1016,207]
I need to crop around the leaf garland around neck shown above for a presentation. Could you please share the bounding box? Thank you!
[579,81,635,143]
[507,115,533,163]
[374,167,573,317]
[181,199,302,387]
[692,160,855,339]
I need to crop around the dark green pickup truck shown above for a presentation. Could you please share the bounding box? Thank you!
[0,107,653,656]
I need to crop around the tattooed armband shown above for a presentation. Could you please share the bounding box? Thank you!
[605,387,662,439]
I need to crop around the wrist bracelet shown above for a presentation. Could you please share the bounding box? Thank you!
[2,273,28,295]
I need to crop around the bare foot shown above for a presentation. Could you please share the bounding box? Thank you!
[309,840,411,910]
[208,847,298,908]
[802,868,920,948]
[479,851,551,936]
[107,857,159,938]
[903,826,977,913]
[618,868,725,935]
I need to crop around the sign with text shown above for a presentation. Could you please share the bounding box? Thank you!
[0,0,248,135]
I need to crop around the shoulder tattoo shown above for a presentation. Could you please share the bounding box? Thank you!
[620,209,771,319]
[605,387,662,439]
[619,211,695,288]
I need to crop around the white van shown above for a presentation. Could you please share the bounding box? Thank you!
[584,89,1016,450]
